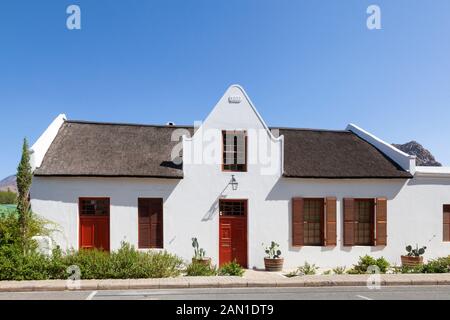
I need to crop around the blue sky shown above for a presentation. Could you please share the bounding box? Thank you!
[1,0,449,179]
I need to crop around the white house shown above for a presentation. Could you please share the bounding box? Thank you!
[30,85,450,269]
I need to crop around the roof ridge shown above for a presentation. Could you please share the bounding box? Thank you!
[65,120,349,133]
[272,127,350,133]
[65,120,193,129]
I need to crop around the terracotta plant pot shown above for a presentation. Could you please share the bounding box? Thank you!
[264,258,284,272]
[192,257,211,266]
[401,255,423,267]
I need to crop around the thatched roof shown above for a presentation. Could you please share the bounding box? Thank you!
[34,121,193,178]
[279,128,412,179]
[34,121,412,179]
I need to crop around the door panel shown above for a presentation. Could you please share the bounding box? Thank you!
[219,200,248,268]
[79,217,110,251]
[80,221,95,248]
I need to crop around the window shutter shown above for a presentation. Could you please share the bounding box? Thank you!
[138,199,150,248]
[444,205,450,242]
[375,198,387,246]
[343,198,355,246]
[138,198,163,249]
[292,197,304,246]
[324,197,337,246]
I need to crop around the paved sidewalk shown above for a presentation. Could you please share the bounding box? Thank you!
[1,271,450,292]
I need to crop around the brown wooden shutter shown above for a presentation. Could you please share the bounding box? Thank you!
[292,197,304,246]
[138,199,150,248]
[324,197,337,246]
[375,198,387,246]
[444,205,450,242]
[343,198,355,246]
[138,198,163,248]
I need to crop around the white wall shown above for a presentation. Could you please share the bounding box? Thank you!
[30,86,450,269]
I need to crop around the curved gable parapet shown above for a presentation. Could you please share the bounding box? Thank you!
[346,123,416,174]
[30,114,67,171]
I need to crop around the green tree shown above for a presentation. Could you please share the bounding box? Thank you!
[16,138,33,251]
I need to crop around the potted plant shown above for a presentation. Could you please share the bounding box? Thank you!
[264,241,284,271]
[401,244,427,267]
[191,237,211,266]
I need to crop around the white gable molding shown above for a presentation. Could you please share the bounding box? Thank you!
[346,123,416,174]
[30,114,67,171]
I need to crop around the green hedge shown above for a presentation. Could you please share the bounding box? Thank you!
[0,242,184,280]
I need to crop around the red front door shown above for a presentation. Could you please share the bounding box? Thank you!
[219,199,248,267]
[79,198,110,251]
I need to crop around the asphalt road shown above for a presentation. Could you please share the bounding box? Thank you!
[1,286,450,300]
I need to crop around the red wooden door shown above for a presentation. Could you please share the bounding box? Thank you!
[79,198,110,251]
[219,200,247,267]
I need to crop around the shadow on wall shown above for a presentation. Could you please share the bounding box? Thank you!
[202,181,232,221]
[408,177,450,187]
[30,177,182,208]
[265,177,407,253]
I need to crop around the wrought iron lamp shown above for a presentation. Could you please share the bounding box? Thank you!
[229,175,238,191]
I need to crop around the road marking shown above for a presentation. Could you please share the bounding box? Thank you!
[356,294,373,300]
[86,291,97,300]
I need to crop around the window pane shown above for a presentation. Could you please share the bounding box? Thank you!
[80,198,109,216]
[220,200,246,216]
[222,131,246,172]
[303,199,324,246]
[354,199,374,245]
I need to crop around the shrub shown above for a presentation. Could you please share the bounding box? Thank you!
[0,244,52,280]
[348,255,390,274]
[0,191,16,205]
[397,265,424,274]
[297,262,318,275]
[140,250,184,278]
[0,241,184,280]
[322,270,332,275]
[285,262,319,277]
[0,209,56,251]
[185,262,217,276]
[332,266,346,275]
[218,261,245,277]
[61,243,184,279]
[421,256,450,274]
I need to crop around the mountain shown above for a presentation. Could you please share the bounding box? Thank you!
[0,175,17,193]
[393,141,442,167]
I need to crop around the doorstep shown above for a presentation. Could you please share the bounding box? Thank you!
[1,274,450,292]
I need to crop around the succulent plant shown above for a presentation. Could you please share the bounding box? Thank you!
[406,244,427,257]
[192,237,206,259]
[264,241,282,259]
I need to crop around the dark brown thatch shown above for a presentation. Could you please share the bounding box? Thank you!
[279,128,412,179]
[34,121,194,178]
[34,121,411,179]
